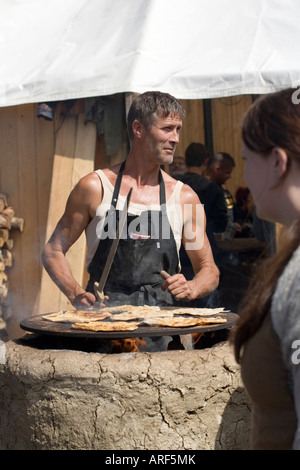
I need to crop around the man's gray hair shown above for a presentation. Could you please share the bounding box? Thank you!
[127,91,186,141]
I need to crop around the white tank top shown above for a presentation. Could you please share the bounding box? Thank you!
[85,170,184,269]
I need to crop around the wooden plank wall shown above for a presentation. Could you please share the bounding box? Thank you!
[38,109,96,315]
[0,101,96,338]
[0,94,253,339]
[174,99,205,155]
[0,103,55,337]
[211,95,253,197]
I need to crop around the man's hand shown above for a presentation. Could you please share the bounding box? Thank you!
[160,271,194,301]
[72,291,97,309]
[72,291,110,310]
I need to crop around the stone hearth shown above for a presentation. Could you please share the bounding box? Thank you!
[0,338,251,450]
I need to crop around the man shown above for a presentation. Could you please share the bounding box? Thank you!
[206,152,241,238]
[169,155,187,177]
[177,143,228,272]
[42,91,219,309]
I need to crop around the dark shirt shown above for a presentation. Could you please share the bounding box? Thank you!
[177,172,228,234]
[176,172,228,273]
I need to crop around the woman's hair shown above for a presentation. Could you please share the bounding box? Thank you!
[127,91,186,141]
[235,187,250,208]
[242,89,300,165]
[230,88,300,362]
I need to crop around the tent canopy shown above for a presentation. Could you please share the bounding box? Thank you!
[1,0,300,107]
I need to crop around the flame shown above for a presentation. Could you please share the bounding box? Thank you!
[191,333,204,346]
[110,332,216,353]
[111,338,147,353]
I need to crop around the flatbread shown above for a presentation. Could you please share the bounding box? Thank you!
[42,310,111,323]
[160,307,229,316]
[71,321,140,331]
[42,305,230,330]
[143,316,227,328]
[104,306,229,321]
[110,309,175,321]
[107,304,160,312]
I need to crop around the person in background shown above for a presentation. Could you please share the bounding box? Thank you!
[230,88,300,449]
[233,186,254,238]
[169,155,187,177]
[177,143,228,274]
[206,152,242,239]
[252,207,276,255]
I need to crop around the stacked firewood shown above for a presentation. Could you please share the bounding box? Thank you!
[0,193,24,339]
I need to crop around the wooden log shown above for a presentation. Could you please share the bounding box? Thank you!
[1,206,15,220]
[0,193,8,212]
[0,270,8,298]
[0,271,7,283]
[0,229,9,243]
[0,284,8,299]
[3,239,13,250]
[0,213,11,229]
[11,217,24,231]
[3,249,12,267]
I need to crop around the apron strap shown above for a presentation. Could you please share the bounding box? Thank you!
[112,160,166,208]
[158,169,166,209]
[111,160,126,208]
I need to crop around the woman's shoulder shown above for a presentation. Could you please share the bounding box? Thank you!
[271,246,300,365]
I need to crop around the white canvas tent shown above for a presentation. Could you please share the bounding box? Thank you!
[1,0,300,107]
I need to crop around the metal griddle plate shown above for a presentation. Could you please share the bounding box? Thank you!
[20,311,238,339]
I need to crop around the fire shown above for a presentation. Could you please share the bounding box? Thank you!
[191,332,204,346]
[110,332,217,353]
[111,338,147,353]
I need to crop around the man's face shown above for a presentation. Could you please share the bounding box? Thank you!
[169,157,186,175]
[143,113,183,165]
[215,164,233,185]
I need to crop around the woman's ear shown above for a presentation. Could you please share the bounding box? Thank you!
[269,147,289,187]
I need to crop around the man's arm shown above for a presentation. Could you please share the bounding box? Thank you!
[42,173,101,309]
[162,185,219,301]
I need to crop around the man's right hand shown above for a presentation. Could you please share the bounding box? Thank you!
[72,291,110,310]
[72,291,97,310]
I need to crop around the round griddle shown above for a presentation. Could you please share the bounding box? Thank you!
[20,311,238,339]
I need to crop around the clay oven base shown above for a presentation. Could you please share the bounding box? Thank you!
[0,339,250,450]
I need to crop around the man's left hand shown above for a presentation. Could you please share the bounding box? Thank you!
[161,272,194,301]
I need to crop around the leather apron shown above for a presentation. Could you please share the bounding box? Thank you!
[86,161,179,306]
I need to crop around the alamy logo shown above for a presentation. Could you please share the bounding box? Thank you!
[95,203,205,250]
[291,88,300,105]
[291,82,300,104]
[291,340,300,365]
